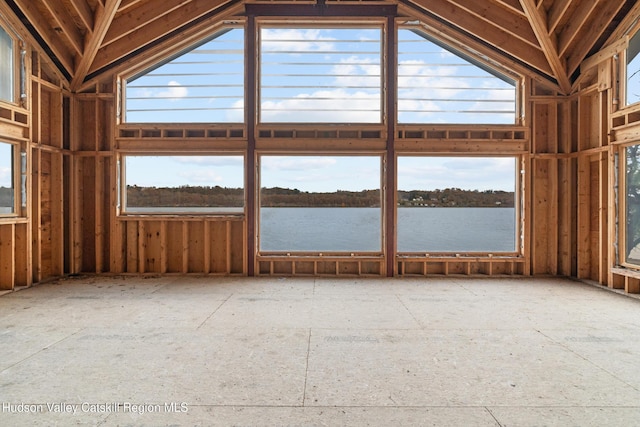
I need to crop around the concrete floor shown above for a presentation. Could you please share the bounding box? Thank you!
[0,276,639,426]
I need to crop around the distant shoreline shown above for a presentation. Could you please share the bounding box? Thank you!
[126,185,514,208]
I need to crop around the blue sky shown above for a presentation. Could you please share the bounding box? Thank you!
[124,25,517,192]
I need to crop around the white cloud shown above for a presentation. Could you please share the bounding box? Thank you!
[261,89,380,123]
[156,81,188,101]
[261,29,335,52]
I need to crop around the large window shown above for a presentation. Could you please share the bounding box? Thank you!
[121,155,244,214]
[397,156,517,252]
[125,28,244,123]
[259,155,382,252]
[0,142,15,214]
[259,25,382,123]
[625,145,640,265]
[0,24,15,103]
[397,29,516,124]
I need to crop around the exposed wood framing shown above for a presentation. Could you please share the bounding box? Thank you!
[71,0,122,90]
[519,0,571,94]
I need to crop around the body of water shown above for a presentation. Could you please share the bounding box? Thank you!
[260,207,516,252]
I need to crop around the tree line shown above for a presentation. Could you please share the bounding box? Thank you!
[126,185,514,208]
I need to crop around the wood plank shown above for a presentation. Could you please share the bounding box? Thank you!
[166,221,183,273]
[12,0,75,75]
[51,152,64,276]
[89,0,234,75]
[547,0,572,34]
[41,0,85,55]
[520,0,571,94]
[14,222,30,287]
[449,0,539,47]
[126,220,138,273]
[565,0,627,77]
[103,0,193,47]
[68,0,95,31]
[557,0,599,59]
[187,221,205,273]
[406,0,553,75]
[576,155,591,279]
[210,220,227,274]
[71,0,122,91]
[0,225,15,290]
[94,156,104,272]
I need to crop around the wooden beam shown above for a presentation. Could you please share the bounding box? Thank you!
[565,0,627,77]
[494,0,525,16]
[406,0,553,76]
[557,0,599,58]
[41,0,85,55]
[103,0,194,47]
[520,0,572,94]
[450,0,539,48]
[68,0,95,31]
[12,0,75,74]
[71,0,122,91]
[547,0,572,34]
[87,0,236,77]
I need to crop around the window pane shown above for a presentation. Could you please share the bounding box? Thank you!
[0,142,14,214]
[125,28,244,123]
[123,155,244,213]
[260,156,381,251]
[260,27,382,123]
[397,157,516,252]
[0,26,14,102]
[397,29,516,124]
[626,145,640,264]
[628,31,640,106]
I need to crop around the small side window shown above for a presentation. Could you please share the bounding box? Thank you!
[0,24,15,103]
[626,30,640,106]
[0,142,15,215]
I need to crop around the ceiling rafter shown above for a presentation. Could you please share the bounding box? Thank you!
[408,0,553,75]
[494,0,525,15]
[519,0,571,93]
[398,2,559,91]
[449,0,538,49]
[80,1,243,90]
[89,0,231,75]
[557,0,598,58]
[11,0,75,74]
[547,0,571,34]
[67,0,94,33]
[71,0,121,90]
[41,0,84,55]
[565,0,628,77]
[103,0,193,47]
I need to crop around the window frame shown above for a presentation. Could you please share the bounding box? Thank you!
[118,152,247,216]
[396,26,519,125]
[256,19,386,125]
[395,154,522,255]
[0,18,22,106]
[257,152,385,254]
[620,143,640,268]
[0,140,25,218]
[120,24,245,124]
[625,28,640,107]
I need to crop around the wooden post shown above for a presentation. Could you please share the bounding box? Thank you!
[385,15,396,277]
[246,15,257,276]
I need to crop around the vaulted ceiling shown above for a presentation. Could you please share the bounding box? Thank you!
[2,0,640,93]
